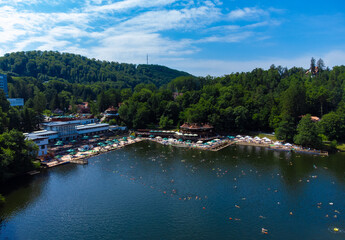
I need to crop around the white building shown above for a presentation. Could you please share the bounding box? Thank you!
[27,122,110,142]
[25,134,49,157]
[26,130,59,142]
[42,122,78,140]
[76,123,109,136]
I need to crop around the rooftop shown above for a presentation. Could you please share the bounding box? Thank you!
[43,121,78,127]
[76,123,109,130]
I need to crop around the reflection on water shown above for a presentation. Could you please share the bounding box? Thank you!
[0,141,345,240]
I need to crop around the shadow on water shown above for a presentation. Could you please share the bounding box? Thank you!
[0,163,79,229]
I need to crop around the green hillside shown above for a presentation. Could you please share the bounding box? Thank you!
[0,51,190,88]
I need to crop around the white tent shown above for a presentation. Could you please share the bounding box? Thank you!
[274,141,282,146]
[236,135,242,138]
[197,141,203,144]
[284,143,292,147]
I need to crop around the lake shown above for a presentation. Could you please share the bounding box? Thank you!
[1,141,345,239]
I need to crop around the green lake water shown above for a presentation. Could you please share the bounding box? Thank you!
[1,141,345,239]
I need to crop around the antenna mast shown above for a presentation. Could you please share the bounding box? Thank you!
[146,54,149,65]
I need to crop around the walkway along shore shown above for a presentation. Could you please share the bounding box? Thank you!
[145,137,328,156]
[40,135,328,169]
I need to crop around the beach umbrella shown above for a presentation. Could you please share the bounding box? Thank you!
[70,140,77,143]
[274,141,282,146]
[54,155,62,159]
[138,135,142,137]
[130,135,136,139]
[98,142,105,146]
[197,141,203,144]
[69,152,76,155]
[93,135,100,138]
[67,149,76,153]
[149,135,155,138]
[203,142,209,145]
[284,143,292,147]
[163,138,168,141]
[113,139,119,143]
[178,139,183,142]
[122,137,127,141]
[82,136,89,140]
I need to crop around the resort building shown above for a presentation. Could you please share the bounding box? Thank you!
[49,115,97,125]
[180,123,215,138]
[104,106,119,118]
[24,134,49,157]
[7,98,24,107]
[0,73,24,106]
[135,123,216,141]
[0,74,8,97]
[42,122,78,140]
[76,123,110,136]
[26,122,111,143]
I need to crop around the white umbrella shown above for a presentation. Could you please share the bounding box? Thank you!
[284,143,292,147]
[236,135,242,138]
[197,141,203,144]
[155,136,162,139]
[274,141,282,146]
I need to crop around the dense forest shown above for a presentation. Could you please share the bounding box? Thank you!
[0,90,38,185]
[1,51,345,150]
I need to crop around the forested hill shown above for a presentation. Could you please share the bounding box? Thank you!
[0,51,190,87]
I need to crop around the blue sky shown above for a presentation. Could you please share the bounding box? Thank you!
[0,0,344,76]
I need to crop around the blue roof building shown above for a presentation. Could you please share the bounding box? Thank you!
[0,74,8,98]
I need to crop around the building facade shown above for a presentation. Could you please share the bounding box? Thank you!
[7,98,24,106]
[25,134,49,156]
[0,74,8,97]
[43,122,78,140]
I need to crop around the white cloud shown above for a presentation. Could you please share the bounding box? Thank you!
[84,0,177,13]
[0,0,287,75]
[228,7,269,21]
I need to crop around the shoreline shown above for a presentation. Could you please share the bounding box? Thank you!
[41,135,328,169]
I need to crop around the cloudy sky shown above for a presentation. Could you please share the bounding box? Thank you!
[0,0,344,76]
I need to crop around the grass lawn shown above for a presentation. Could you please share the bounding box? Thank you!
[336,143,345,152]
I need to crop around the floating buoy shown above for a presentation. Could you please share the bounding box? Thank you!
[334,228,339,232]
[202,207,206,210]
[289,212,293,215]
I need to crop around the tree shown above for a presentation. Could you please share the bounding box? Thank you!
[159,115,173,129]
[294,114,322,148]
[310,57,316,74]
[0,90,10,112]
[275,114,296,142]
[0,129,38,182]
[33,92,47,114]
[317,58,325,71]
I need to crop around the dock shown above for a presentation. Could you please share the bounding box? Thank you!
[209,141,236,151]
[70,158,88,165]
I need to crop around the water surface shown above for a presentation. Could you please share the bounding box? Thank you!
[1,141,345,239]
